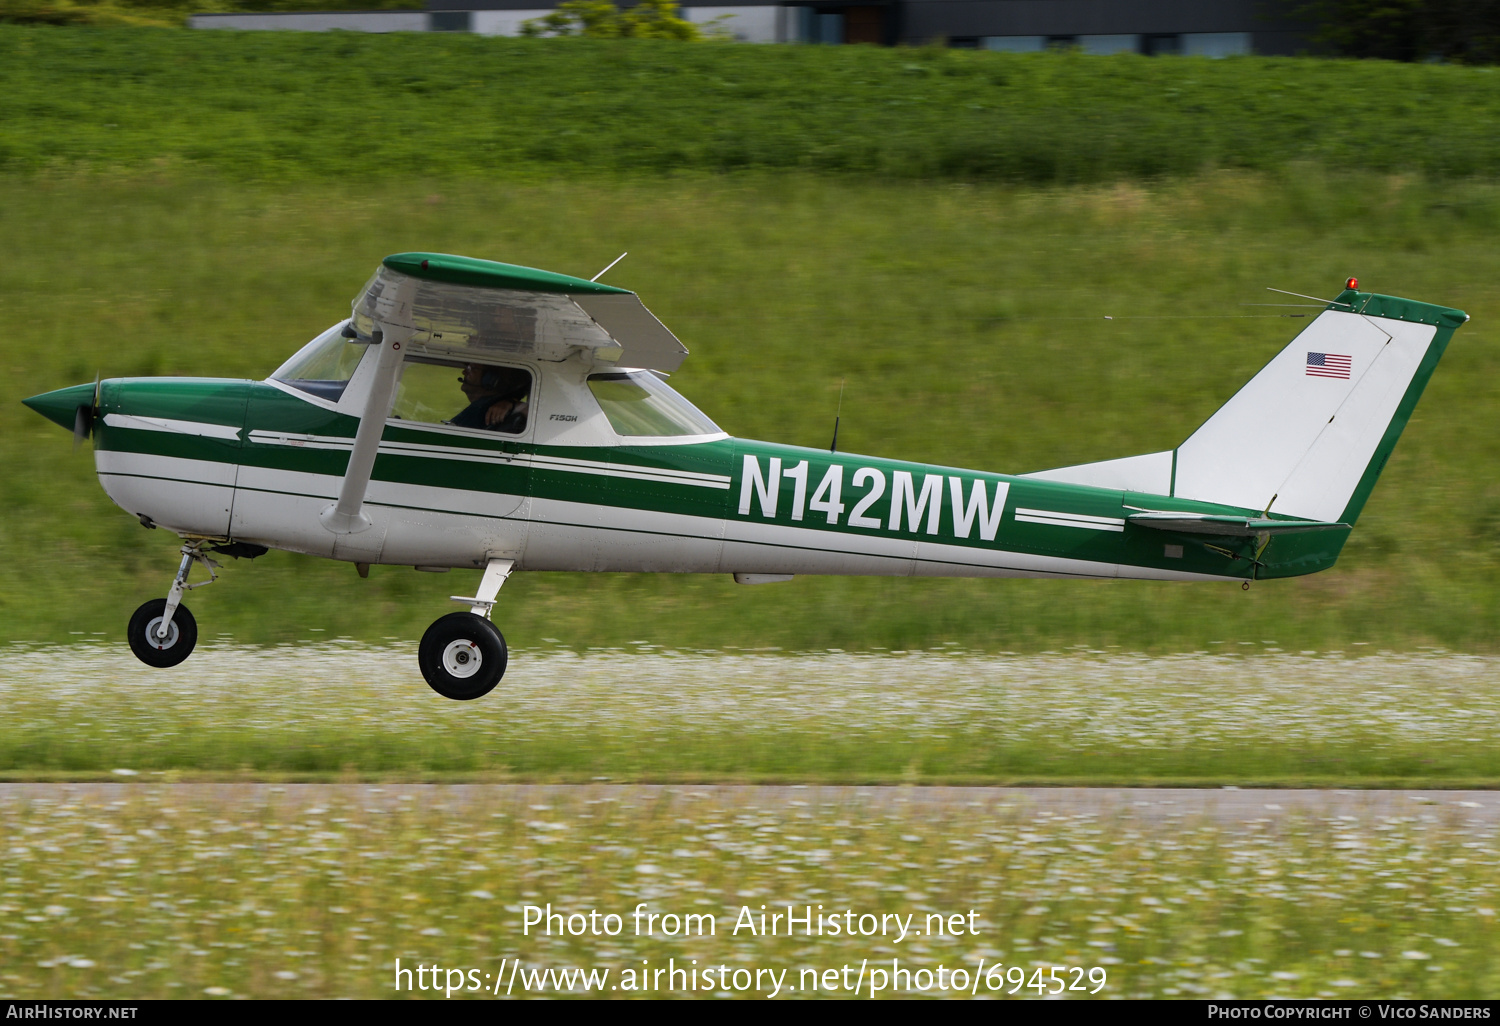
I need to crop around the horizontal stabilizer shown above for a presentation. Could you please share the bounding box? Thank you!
[1127,511,1348,536]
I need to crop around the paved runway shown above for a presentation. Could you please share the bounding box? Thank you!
[1,783,1496,826]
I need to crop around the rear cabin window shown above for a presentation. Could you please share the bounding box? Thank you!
[586,371,720,437]
[392,359,531,434]
[272,323,369,403]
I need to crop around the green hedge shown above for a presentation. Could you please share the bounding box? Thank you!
[5,27,1500,181]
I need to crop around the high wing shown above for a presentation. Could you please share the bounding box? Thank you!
[1126,511,1348,536]
[323,252,689,535]
[349,252,688,373]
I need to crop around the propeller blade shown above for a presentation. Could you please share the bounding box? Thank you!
[73,404,93,451]
[75,372,102,451]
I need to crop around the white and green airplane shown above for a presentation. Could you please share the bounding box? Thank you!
[23,254,1469,699]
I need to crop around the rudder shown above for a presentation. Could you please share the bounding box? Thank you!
[1173,290,1465,523]
[1022,287,1467,525]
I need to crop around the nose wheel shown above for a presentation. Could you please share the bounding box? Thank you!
[419,613,508,700]
[127,540,220,669]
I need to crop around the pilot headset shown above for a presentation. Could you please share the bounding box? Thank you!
[478,366,528,401]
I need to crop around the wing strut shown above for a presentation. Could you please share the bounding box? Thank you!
[319,326,410,535]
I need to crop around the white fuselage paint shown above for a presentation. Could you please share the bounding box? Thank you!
[96,450,237,537]
[96,447,1230,583]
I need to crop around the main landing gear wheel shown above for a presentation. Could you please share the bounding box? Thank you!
[419,612,507,701]
[127,598,198,668]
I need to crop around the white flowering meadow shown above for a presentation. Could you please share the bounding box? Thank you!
[0,786,1496,999]
[0,646,1496,782]
[1,647,1498,998]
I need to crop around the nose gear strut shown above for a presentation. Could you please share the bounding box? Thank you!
[157,540,221,641]
[126,539,223,668]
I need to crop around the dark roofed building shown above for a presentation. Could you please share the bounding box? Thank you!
[431,0,1310,50]
[194,0,1313,52]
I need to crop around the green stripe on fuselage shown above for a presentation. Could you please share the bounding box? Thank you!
[724,439,1343,579]
[95,378,1349,580]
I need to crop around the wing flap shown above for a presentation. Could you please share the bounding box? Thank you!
[572,293,688,373]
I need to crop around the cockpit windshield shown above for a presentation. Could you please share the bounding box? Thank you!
[586,371,721,437]
[271,322,370,402]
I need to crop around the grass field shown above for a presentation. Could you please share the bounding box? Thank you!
[2,647,1496,785]
[4,30,1498,1003]
[7,28,1500,182]
[3,171,1497,652]
[2,786,1496,999]
[6,25,1500,1013]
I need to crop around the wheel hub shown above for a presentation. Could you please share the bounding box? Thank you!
[441,639,483,679]
[145,617,179,650]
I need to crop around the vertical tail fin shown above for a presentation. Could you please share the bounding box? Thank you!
[1173,290,1466,523]
[1022,287,1467,524]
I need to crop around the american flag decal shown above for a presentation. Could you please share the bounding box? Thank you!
[1306,352,1352,379]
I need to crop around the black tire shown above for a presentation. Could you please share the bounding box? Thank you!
[127,598,198,668]
[418,612,507,701]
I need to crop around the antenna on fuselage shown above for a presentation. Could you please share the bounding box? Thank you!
[591,252,628,283]
[829,378,846,453]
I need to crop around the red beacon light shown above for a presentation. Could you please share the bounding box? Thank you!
[1345,277,1359,290]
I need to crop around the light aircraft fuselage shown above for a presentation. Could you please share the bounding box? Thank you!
[57,374,1336,583]
[22,254,1469,698]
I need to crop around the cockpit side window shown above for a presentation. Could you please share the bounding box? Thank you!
[586,371,721,437]
[271,323,370,403]
[393,357,532,434]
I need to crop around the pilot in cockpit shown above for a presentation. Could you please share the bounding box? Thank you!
[450,363,529,432]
